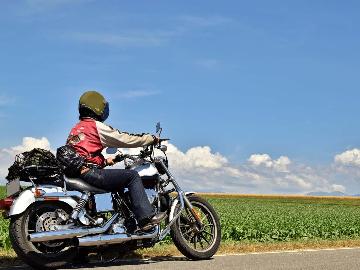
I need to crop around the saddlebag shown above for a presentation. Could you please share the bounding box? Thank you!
[56,145,86,178]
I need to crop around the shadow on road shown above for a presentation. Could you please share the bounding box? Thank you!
[70,256,193,269]
[0,255,199,270]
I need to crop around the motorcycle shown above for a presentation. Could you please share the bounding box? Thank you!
[0,123,221,269]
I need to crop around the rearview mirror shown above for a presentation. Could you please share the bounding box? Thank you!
[156,122,161,133]
[156,122,162,137]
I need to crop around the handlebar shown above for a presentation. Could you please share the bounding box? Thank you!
[113,153,138,164]
[113,154,125,163]
[109,130,170,165]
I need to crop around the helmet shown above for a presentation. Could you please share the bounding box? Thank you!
[78,91,109,122]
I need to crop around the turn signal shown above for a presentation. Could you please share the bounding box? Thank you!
[34,188,45,197]
[0,197,14,211]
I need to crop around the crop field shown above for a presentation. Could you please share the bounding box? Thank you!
[205,194,360,242]
[0,187,10,250]
[1,187,360,251]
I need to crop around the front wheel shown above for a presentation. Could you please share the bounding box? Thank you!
[170,195,221,260]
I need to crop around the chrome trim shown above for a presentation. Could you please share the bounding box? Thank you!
[28,213,119,243]
[78,226,159,247]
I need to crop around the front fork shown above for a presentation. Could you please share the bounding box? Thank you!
[157,158,204,227]
[183,194,204,228]
[156,159,204,240]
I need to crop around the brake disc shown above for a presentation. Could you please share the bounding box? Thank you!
[35,210,69,248]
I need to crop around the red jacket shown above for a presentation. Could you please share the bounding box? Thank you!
[67,118,155,167]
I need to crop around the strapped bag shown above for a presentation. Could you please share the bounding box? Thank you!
[56,145,86,178]
[6,148,62,183]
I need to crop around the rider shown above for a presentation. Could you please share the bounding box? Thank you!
[66,90,166,229]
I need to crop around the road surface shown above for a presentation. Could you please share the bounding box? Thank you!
[3,248,360,270]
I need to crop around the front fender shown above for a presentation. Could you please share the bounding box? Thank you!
[8,186,79,216]
[169,192,195,221]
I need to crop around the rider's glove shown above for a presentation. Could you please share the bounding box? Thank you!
[152,135,160,145]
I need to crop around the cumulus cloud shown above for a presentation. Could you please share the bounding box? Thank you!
[334,148,360,167]
[331,184,346,193]
[248,154,291,172]
[0,137,350,195]
[3,137,51,155]
[150,144,344,194]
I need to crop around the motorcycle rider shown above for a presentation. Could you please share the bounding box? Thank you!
[66,90,166,230]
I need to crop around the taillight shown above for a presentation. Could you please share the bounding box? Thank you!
[0,197,14,211]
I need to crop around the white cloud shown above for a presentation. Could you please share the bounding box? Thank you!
[248,154,291,172]
[334,148,360,166]
[331,184,346,193]
[3,137,51,156]
[0,137,51,182]
[151,144,343,194]
[0,137,350,195]
[167,144,228,169]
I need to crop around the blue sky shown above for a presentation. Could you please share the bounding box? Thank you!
[1,1,360,194]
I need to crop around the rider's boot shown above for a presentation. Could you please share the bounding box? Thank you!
[139,212,167,231]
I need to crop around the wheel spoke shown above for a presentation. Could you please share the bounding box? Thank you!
[179,223,191,229]
[203,224,215,229]
[182,228,194,237]
[202,230,214,239]
[198,235,204,249]
[200,233,211,245]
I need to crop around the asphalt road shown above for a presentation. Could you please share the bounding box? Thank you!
[4,248,360,270]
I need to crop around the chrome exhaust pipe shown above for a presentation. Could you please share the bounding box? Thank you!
[78,226,159,247]
[29,213,119,243]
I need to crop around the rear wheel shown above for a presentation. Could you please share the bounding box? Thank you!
[170,195,221,260]
[9,202,77,269]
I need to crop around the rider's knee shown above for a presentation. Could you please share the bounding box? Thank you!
[129,170,140,181]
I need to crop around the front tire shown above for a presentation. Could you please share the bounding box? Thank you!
[9,202,77,269]
[170,195,221,260]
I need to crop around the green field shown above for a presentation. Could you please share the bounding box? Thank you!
[206,195,360,242]
[2,187,360,251]
[0,187,10,249]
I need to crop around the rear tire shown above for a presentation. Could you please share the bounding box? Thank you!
[9,202,77,269]
[170,195,221,260]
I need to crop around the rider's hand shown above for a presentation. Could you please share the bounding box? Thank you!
[106,157,115,166]
[152,135,160,145]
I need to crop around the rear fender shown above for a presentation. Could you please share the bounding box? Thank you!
[9,186,80,216]
[169,192,195,221]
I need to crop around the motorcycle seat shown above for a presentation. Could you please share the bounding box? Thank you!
[64,177,108,194]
